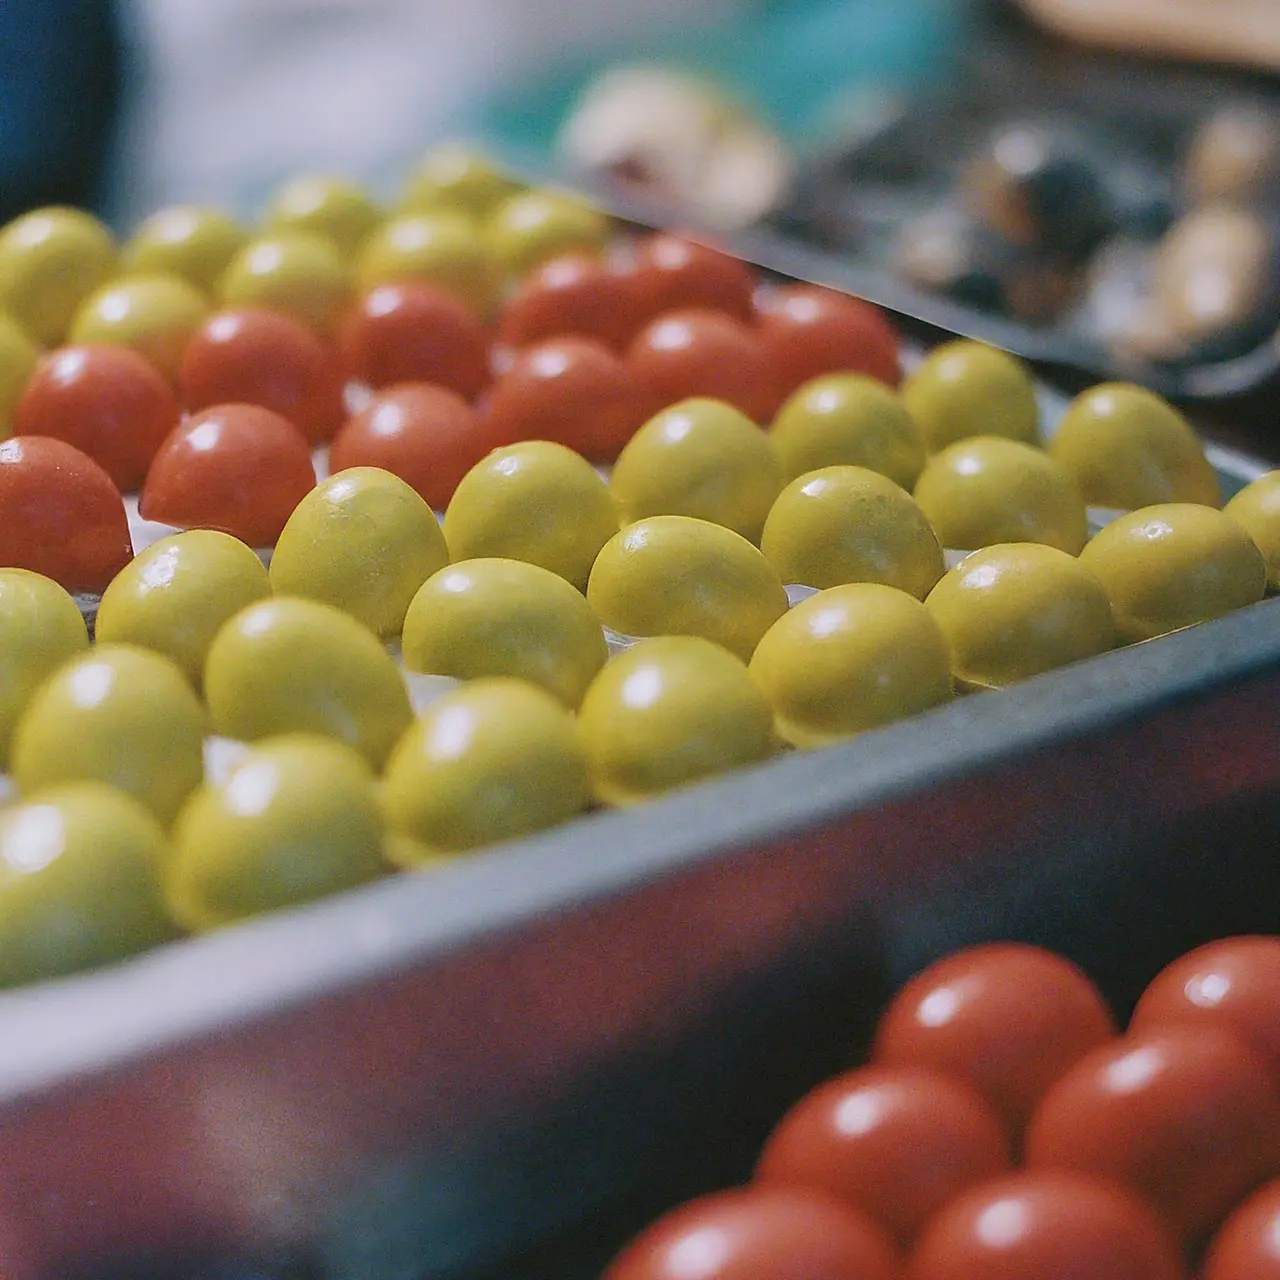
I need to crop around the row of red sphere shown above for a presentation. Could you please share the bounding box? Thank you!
[0,235,902,595]
[601,936,1280,1280]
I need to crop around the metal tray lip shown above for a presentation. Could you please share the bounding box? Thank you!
[0,593,1278,1107]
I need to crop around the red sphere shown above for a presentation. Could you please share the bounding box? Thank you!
[601,1186,900,1280]
[757,286,902,394]
[329,382,510,510]
[0,436,133,592]
[1131,936,1280,1078]
[872,943,1117,1145]
[14,344,181,492]
[755,1065,1010,1246]
[906,1170,1185,1280]
[627,309,781,424]
[1203,1178,1280,1280]
[623,233,758,324]
[485,336,654,462]
[339,280,490,398]
[1025,1025,1280,1245]
[140,404,315,547]
[498,252,642,351]
[179,307,345,445]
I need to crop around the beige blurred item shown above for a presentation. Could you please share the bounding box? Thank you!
[1183,107,1280,205]
[1018,0,1280,72]
[558,66,791,228]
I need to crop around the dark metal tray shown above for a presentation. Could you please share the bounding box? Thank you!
[1,575,1279,1279]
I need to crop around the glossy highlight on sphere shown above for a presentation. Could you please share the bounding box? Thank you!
[601,1186,899,1280]
[577,636,776,806]
[1131,934,1280,1075]
[483,336,654,462]
[625,233,756,323]
[140,403,316,548]
[1203,1178,1280,1280]
[587,516,788,661]
[69,274,211,383]
[924,543,1115,689]
[329,382,502,511]
[906,1169,1184,1280]
[263,174,382,257]
[769,374,926,490]
[166,735,384,932]
[1050,383,1221,510]
[382,679,590,854]
[0,436,134,593]
[269,468,449,638]
[203,597,412,769]
[755,1065,1010,1245]
[121,206,247,296]
[499,252,642,351]
[756,285,902,392]
[610,398,783,543]
[402,559,607,707]
[0,783,173,988]
[1079,503,1267,644]
[914,437,1088,554]
[901,341,1040,450]
[96,530,271,689]
[444,440,618,589]
[484,189,609,280]
[748,582,953,747]
[1026,1025,1280,1243]
[760,466,944,597]
[11,644,207,827]
[873,942,1117,1142]
[339,280,490,398]
[16,343,182,491]
[398,144,522,220]
[179,307,345,445]
[0,206,116,346]
[0,570,89,767]
[219,231,352,334]
[356,212,495,318]
[628,309,781,425]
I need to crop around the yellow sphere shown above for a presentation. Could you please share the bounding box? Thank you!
[913,436,1088,554]
[760,465,945,597]
[0,569,89,767]
[219,231,353,334]
[69,273,211,381]
[610,398,783,543]
[576,635,776,806]
[924,543,1115,690]
[11,644,207,826]
[769,374,927,489]
[1224,471,1280,589]
[382,678,590,854]
[269,468,449,638]
[95,530,271,689]
[0,782,173,986]
[1079,503,1267,643]
[355,212,497,317]
[401,558,607,707]
[443,440,617,590]
[166,735,385,932]
[203,597,412,768]
[397,144,523,220]
[1049,383,1220,510]
[121,206,249,296]
[587,515,788,661]
[485,189,610,281]
[0,312,39,438]
[263,175,383,258]
[901,341,1040,451]
[0,206,116,345]
[748,583,953,747]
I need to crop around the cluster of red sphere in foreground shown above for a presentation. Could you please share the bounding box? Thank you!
[601,936,1280,1280]
[0,234,901,595]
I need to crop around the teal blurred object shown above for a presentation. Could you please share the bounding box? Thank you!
[462,0,974,157]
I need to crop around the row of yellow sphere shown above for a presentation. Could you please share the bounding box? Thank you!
[0,146,603,428]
